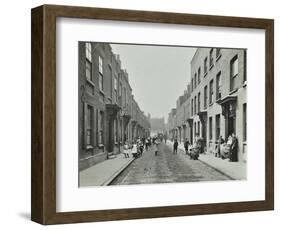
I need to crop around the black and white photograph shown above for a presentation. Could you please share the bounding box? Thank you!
[78,42,247,187]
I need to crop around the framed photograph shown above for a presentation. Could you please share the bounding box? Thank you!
[31,4,274,224]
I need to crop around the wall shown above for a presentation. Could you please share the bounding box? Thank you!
[0,0,280,229]
[190,48,246,161]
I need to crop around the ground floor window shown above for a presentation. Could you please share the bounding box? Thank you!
[120,119,123,143]
[215,114,220,140]
[98,110,104,145]
[114,119,118,143]
[193,122,197,136]
[209,116,213,141]
[86,104,93,146]
[243,103,247,141]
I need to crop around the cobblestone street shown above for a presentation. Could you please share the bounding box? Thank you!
[110,142,230,185]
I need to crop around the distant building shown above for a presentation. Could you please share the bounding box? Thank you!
[149,117,165,135]
[167,108,177,140]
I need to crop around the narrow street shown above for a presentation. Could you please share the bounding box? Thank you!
[110,142,230,185]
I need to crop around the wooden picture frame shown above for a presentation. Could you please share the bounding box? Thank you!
[31,4,274,225]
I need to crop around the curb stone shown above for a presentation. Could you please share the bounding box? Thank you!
[102,157,136,186]
[198,158,235,180]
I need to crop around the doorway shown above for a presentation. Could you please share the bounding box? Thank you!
[227,116,235,137]
[108,118,114,153]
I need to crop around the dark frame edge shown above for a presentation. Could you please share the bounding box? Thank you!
[44,200,273,225]
[31,5,57,225]
[31,5,44,224]
[265,19,274,211]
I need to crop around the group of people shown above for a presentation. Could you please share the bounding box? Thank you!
[123,133,239,162]
[172,138,189,155]
[215,133,238,162]
[123,136,160,158]
[173,139,179,154]
[172,132,239,162]
[123,138,144,158]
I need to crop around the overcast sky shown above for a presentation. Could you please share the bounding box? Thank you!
[111,44,196,122]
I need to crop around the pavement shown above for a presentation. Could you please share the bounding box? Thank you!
[79,152,135,187]
[167,140,246,180]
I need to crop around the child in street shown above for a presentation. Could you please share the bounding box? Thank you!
[173,139,178,154]
[123,142,130,158]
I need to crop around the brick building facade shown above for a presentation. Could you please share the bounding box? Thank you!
[79,42,150,171]
[168,48,247,162]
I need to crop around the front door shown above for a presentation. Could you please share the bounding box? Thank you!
[190,125,193,144]
[227,116,235,137]
[202,122,206,143]
[108,118,114,153]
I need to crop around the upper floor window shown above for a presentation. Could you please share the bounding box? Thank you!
[85,42,92,62]
[108,66,113,97]
[194,73,197,88]
[230,55,238,91]
[216,71,222,100]
[204,85,208,109]
[98,56,104,90]
[209,79,214,104]
[119,82,122,97]
[204,57,208,75]
[191,98,194,116]
[198,92,201,112]
[123,87,126,107]
[194,96,197,114]
[216,48,221,59]
[98,56,103,74]
[209,48,214,68]
[198,67,201,84]
[244,50,247,83]
[191,78,194,92]
[86,59,92,81]
[114,75,118,102]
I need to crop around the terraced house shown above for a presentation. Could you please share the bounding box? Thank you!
[78,42,151,171]
[168,47,247,162]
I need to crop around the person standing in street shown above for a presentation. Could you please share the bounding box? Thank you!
[216,135,224,158]
[142,136,146,146]
[173,139,178,154]
[230,133,238,162]
[145,138,149,151]
[123,142,130,158]
[164,134,167,143]
[184,138,190,155]
[132,142,138,158]
[155,138,160,156]
[226,135,233,159]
